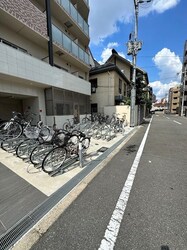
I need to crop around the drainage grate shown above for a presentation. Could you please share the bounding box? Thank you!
[97,147,108,152]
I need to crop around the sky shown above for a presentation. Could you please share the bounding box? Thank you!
[88,0,187,101]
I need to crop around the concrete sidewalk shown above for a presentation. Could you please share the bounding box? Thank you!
[0,126,138,250]
[0,127,135,196]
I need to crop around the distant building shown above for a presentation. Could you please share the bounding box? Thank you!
[153,97,167,111]
[180,40,187,116]
[169,86,180,114]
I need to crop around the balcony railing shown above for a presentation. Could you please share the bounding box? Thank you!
[56,0,89,36]
[52,24,90,65]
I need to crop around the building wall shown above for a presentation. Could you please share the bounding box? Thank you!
[0,23,47,61]
[107,57,131,81]
[0,0,91,126]
[114,61,131,81]
[104,105,132,126]
[90,69,129,114]
[169,87,180,114]
[0,0,47,38]
[90,72,115,114]
[0,43,90,94]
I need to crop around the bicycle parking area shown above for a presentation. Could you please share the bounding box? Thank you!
[0,127,134,196]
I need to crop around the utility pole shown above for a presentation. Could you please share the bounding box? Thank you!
[127,0,151,127]
[181,64,187,116]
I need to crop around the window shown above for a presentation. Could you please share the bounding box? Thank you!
[90,78,98,93]
[56,103,64,115]
[124,83,126,96]
[45,87,90,115]
[91,103,98,113]
[119,79,122,94]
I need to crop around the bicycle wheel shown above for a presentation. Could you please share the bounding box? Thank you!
[39,126,51,141]
[81,137,90,154]
[81,117,90,124]
[63,122,70,131]
[0,121,23,139]
[16,139,39,159]
[42,147,67,173]
[1,137,25,152]
[30,143,54,165]
[67,134,78,144]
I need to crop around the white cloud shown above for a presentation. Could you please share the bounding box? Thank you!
[89,0,181,45]
[149,80,180,101]
[89,0,134,45]
[88,1,182,101]
[152,48,182,82]
[98,43,126,64]
[150,48,182,100]
[150,0,180,14]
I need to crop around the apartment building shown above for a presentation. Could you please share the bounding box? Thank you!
[180,40,187,116]
[0,0,91,126]
[169,86,180,114]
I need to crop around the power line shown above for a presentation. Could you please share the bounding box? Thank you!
[137,55,183,58]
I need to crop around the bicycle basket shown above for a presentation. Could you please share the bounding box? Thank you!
[54,132,66,146]
[24,126,40,139]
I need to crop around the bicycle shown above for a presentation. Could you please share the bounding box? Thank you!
[1,117,51,154]
[62,117,80,131]
[81,113,92,124]
[29,128,68,166]
[15,121,51,159]
[0,111,24,140]
[41,131,90,174]
[110,113,127,133]
[0,111,50,141]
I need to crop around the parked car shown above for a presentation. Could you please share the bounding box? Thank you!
[150,110,155,114]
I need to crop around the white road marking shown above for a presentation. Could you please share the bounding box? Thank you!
[98,118,152,250]
[173,120,182,125]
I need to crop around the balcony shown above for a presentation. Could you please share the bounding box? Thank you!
[0,42,91,95]
[71,0,89,19]
[54,0,89,42]
[52,24,90,67]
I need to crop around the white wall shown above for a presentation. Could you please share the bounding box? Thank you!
[104,105,138,126]
[0,43,91,95]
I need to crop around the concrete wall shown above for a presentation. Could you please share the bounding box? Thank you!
[104,105,130,126]
[104,105,138,126]
[0,43,90,95]
[0,78,46,123]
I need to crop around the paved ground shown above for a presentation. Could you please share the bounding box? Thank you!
[0,163,47,236]
[0,127,134,196]
[0,126,135,243]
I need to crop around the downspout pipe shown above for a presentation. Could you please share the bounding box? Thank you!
[45,0,54,66]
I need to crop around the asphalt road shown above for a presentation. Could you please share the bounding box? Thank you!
[30,113,187,250]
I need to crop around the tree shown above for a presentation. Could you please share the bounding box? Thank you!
[135,73,146,105]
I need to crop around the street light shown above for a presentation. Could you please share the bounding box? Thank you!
[127,0,152,127]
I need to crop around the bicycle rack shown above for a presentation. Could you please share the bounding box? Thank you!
[49,155,79,177]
